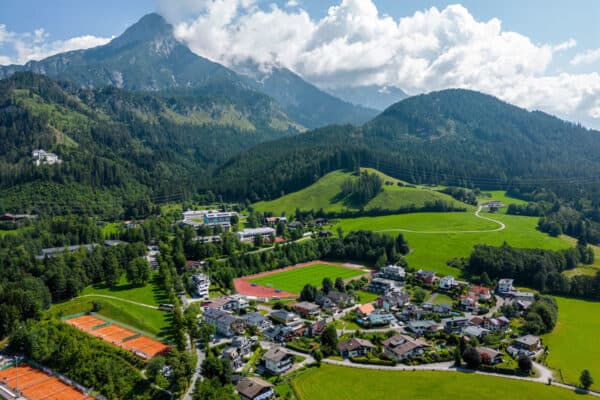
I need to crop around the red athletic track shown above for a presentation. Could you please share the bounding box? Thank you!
[233,260,365,299]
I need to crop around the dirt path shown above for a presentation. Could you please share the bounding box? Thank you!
[376,206,506,234]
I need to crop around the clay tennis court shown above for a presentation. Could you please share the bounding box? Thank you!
[233,260,369,298]
[65,315,169,359]
[0,365,93,400]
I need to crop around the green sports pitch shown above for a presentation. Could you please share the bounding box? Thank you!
[247,263,367,293]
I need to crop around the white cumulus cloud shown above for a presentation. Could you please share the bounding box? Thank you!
[571,48,600,66]
[0,24,111,65]
[158,0,600,128]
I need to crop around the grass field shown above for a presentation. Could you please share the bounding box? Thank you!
[253,169,470,216]
[430,293,454,305]
[81,273,169,307]
[291,364,581,400]
[543,296,600,389]
[356,290,380,303]
[335,212,571,276]
[248,263,366,293]
[478,190,527,213]
[49,296,172,338]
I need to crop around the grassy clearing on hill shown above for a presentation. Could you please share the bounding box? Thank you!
[478,190,527,213]
[291,364,580,400]
[335,211,570,276]
[81,273,169,307]
[248,263,366,294]
[543,296,600,390]
[253,169,470,216]
[49,296,172,338]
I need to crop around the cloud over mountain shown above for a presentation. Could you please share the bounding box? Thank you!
[159,0,600,128]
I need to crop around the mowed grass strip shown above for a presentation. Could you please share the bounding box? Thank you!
[335,212,570,276]
[49,296,172,339]
[292,364,581,400]
[248,264,365,293]
[81,272,169,307]
[543,296,600,390]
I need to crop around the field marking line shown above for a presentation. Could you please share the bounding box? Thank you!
[375,206,506,234]
[75,294,159,309]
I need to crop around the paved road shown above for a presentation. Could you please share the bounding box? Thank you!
[76,294,159,309]
[183,342,206,400]
[376,206,506,234]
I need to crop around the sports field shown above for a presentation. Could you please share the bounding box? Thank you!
[81,273,169,307]
[247,262,367,294]
[66,315,170,359]
[543,296,600,389]
[335,211,570,276]
[0,364,93,400]
[291,364,581,400]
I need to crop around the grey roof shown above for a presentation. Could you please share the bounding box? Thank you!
[263,347,291,362]
[236,377,273,399]
[515,335,540,346]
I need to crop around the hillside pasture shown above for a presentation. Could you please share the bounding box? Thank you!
[253,169,471,216]
[291,364,581,400]
[81,273,169,307]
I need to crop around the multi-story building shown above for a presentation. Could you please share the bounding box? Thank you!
[191,273,210,298]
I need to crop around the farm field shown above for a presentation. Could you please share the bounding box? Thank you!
[543,296,600,389]
[291,364,581,400]
[81,273,169,307]
[248,263,366,294]
[49,296,172,338]
[335,211,571,276]
[253,168,470,216]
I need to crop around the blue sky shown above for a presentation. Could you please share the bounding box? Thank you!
[1,1,600,127]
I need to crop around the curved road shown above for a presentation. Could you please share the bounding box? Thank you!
[76,294,159,309]
[376,206,506,234]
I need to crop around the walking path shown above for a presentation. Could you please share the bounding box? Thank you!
[183,341,206,400]
[76,294,159,309]
[376,206,506,234]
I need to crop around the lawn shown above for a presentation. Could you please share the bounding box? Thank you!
[253,169,470,216]
[478,190,527,213]
[81,273,169,307]
[48,296,173,338]
[248,263,366,293]
[356,290,379,304]
[292,364,581,400]
[543,296,600,389]
[335,212,571,276]
[430,293,454,305]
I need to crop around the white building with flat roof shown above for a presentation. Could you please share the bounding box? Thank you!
[236,227,276,242]
[191,273,210,299]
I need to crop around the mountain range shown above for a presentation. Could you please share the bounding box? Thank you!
[1,13,600,215]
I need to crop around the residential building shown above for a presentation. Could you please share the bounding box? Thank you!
[357,303,375,317]
[337,338,375,358]
[191,273,210,299]
[270,310,300,325]
[222,347,243,369]
[367,278,396,295]
[459,295,479,313]
[463,325,490,339]
[305,320,326,338]
[432,304,453,317]
[512,335,542,352]
[203,212,238,228]
[203,308,244,337]
[314,218,328,227]
[315,295,335,310]
[439,276,455,290]
[497,279,514,294]
[326,291,354,308]
[243,312,272,331]
[205,295,249,312]
[383,334,430,361]
[416,269,437,284]
[406,320,442,336]
[442,317,469,334]
[293,302,320,317]
[231,336,253,357]
[477,347,503,365]
[377,291,410,311]
[484,317,510,332]
[192,235,221,244]
[379,265,406,281]
[262,347,293,374]
[183,209,217,221]
[265,216,287,226]
[470,285,492,301]
[366,311,395,326]
[185,260,205,272]
[236,227,276,243]
[236,376,274,400]
[509,291,535,302]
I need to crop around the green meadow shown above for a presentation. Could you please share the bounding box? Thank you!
[543,296,600,389]
[81,273,169,307]
[335,211,570,276]
[253,169,470,216]
[248,263,366,293]
[291,364,581,400]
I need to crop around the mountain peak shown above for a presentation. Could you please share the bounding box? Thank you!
[109,13,173,49]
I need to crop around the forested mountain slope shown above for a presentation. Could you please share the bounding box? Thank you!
[214,89,600,202]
